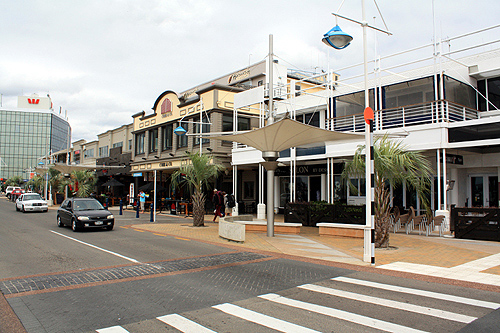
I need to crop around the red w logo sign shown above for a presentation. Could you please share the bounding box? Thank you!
[28,99,40,104]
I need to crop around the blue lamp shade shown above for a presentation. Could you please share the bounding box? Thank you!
[174,126,187,136]
[322,25,353,49]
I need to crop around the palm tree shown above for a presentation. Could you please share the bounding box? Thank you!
[26,175,44,193]
[171,152,224,227]
[48,168,62,203]
[342,135,433,248]
[69,170,97,197]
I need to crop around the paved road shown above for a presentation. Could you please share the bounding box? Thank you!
[1,197,500,333]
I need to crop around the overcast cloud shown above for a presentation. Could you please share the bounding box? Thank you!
[1,0,499,142]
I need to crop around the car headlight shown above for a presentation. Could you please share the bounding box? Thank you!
[78,216,90,221]
[107,215,114,220]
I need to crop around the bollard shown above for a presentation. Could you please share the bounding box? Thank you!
[119,199,123,215]
[150,203,154,222]
[136,201,139,218]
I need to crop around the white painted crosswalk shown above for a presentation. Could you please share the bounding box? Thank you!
[96,276,500,332]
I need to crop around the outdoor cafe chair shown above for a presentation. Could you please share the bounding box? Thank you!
[426,215,445,237]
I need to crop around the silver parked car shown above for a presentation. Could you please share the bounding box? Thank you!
[16,193,48,213]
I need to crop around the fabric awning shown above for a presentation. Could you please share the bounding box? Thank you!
[210,117,364,152]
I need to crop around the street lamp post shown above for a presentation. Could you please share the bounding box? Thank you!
[322,0,391,264]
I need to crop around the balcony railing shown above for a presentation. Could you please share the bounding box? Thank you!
[327,100,481,133]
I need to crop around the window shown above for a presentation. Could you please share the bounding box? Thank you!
[112,142,123,148]
[98,146,108,157]
[84,148,94,158]
[296,112,320,128]
[444,76,476,109]
[135,132,145,154]
[295,84,301,97]
[384,77,434,109]
[149,128,158,153]
[222,115,250,132]
[176,126,188,148]
[128,139,132,151]
[194,115,210,145]
[162,124,173,150]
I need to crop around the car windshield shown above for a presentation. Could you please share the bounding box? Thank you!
[73,200,105,211]
[24,194,42,201]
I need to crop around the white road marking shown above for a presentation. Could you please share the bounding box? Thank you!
[50,230,140,263]
[213,303,321,333]
[332,276,500,309]
[299,284,476,323]
[96,326,130,333]
[157,314,216,332]
[259,293,428,333]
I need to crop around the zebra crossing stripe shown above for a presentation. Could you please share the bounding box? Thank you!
[157,314,216,333]
[332,277,500,309]
[259,293,428,333]
[299,284,476,323]
[96,326,129,333]
[213,303,321,333]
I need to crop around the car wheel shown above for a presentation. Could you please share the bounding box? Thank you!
[16,205,19,211]
[71,219,79,232]
[22,205,26,213]
[57,216,64,228]
[106,224,114,231]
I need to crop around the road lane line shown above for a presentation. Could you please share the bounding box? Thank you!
[259,293,428,333]
[157,314,216,332]
[96,326,130,332]
[299,284,476,323]
[213,303,321,333]
[50,230,140,263]
[332,276,500,309]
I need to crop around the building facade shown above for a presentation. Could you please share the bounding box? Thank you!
[0,94,70,180]
[231,25,500,217]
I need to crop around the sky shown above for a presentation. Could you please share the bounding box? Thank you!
[1,0,499,142]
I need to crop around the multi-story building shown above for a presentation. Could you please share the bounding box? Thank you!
[231,25,500,218]
[0,94,70,180]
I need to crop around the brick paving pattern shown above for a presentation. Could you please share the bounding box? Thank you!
[0,252,269,295]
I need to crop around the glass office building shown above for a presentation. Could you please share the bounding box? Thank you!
[0,108,70,180]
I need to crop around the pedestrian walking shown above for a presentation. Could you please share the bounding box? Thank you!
[212,189,224,222]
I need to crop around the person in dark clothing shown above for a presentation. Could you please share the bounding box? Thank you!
[212,189,224,222]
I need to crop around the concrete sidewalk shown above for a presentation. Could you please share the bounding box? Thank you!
[118,209,500,288]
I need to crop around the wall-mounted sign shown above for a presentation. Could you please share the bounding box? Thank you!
[133,172,143,177]
[228,69,250,84]
[441,154,463,165]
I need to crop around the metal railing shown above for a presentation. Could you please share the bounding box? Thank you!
[327,100,481,133]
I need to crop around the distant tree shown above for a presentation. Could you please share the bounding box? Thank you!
[171,152,224,227]
[6,176,23,187]
[26,175,44,193]
[342,136,433,248]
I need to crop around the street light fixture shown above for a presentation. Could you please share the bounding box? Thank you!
[323,0,391,265]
